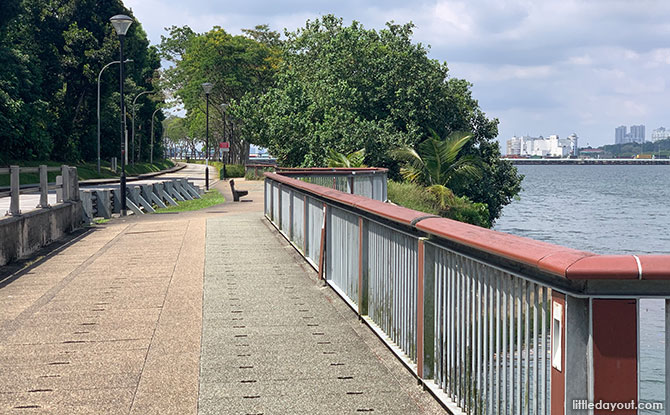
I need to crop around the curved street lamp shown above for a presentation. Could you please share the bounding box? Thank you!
[97,59,132,174]
[110,14,133,216]
[202,82,213,190]
[131,90,156,165]
[150,107,161,164]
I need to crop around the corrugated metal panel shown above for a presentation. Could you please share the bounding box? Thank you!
[281,187,291,233]
[353,176,373,199]
[326,206,360,306]
[367,220,418,362]
[272,182,279,223]
[291,191,305,250]
[306,196,324,266]
[264,180,271,216]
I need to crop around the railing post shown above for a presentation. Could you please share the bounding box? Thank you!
[8,165,20,216]
[551,292,567,415]
[666,299,670,415]
[318,203,327,280]
[419,238,435,380]
[303,195,308,253]
[70,167,79,201]
[60,165,70,201]
[358,217,369,316]
[277,183,282,229]
[37,165,49,208]
[417,238,425,380]
[592,299,638,413]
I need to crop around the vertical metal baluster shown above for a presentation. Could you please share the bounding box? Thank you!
[502,273,508,415]
[488,272,495,415]
[459,257,465,407]
[541,287,548,415]
[533,284,539,415]
[524,282,530,415]
[438,253,445,389]
[465,258,471,411]
[516,280,522,412]
[449,253,455,398]
[507,277,513,413]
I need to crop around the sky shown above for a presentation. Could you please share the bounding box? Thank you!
[124,0,670,149]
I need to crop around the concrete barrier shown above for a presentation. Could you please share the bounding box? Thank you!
[0,201,82,267]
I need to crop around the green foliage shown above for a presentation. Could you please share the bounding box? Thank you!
[387,181,490,228]
[327,149,366,168]
[235,15,522,224]
[0,0,165,163]
[159,25,280,164]
[599,138,670,158]
[224,164,245,178]
[394,131,481,187]
[154,189,225,213]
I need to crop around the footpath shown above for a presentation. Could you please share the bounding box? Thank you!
[0,178,446,414]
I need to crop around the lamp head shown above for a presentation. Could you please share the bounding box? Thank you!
[110,14,133,36]
[202,82,214,95]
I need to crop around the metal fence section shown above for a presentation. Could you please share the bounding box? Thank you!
[326,206,360,308]
[431,245,551,415]
[276,168,388,201]
[367,220,418,362]
[263,171,670,415]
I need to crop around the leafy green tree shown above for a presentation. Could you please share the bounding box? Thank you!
[159,25,280,164]
[0,0,164,164]
[235,15,522,224]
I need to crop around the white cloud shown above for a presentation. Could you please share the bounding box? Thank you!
[123,0,670,147]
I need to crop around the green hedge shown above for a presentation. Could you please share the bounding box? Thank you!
[220,164,245,178]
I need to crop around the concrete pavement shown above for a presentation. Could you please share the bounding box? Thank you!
[0,178,446,414]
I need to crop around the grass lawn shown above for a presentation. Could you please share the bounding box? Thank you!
[0,160,174,187]
[154,189,225,213]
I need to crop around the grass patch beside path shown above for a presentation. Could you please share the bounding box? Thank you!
[154,189,225,213]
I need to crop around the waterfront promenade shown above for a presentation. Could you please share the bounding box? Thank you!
[0,177,445,414]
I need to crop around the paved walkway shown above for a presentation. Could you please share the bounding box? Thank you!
[0,178,446,414]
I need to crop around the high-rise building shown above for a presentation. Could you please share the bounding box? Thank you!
[615,124,645,144]
[630,125,645,143]
[615,126,627,144]
[651,127,670,142]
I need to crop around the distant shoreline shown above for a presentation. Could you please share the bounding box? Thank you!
[503,158,670,165]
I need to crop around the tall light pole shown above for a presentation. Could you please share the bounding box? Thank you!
[97,59,132,174]
[150,107,161,164]
[110,14,133,216]
[131,90,155,165]
[202,82,213,190]
[221,103,228,179]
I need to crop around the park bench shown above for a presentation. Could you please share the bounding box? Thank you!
[229,180,248,202]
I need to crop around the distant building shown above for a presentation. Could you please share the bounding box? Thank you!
[651,127,670,142]
[506,134,578,157]
[615,124,645,144]
[615,126,627,144]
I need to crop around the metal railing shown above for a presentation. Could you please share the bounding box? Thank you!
[276,167,388,201]
[264,171,670,415]
[1,165,79,216]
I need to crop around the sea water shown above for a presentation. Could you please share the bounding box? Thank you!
[495,164,670,412]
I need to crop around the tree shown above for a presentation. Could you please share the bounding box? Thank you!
[0,0,164,163]
[159,25,280,164]
[235,15,522,224]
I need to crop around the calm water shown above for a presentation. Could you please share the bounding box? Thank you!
[495,165,670,411]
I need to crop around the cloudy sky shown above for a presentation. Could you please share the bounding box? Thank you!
[125,0,670,149]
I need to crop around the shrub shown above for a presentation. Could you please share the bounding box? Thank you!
[387,180,490,228]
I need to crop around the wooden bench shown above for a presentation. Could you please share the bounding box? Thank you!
[229,180,248,202]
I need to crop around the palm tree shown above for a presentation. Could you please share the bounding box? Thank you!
[394,130,482,210]
[326,148,366,168]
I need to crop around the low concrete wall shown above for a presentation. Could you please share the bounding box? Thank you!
[0,202,83,267]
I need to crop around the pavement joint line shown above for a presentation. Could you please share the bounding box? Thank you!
[127,218,192,413]
[0,223,134,341]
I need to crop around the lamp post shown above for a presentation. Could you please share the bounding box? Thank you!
[97,59,132,174]
[221,103,229,179]
[150,107,161,164]
[202,82,213,190]
[131,90,155,165]
[110,14,133,216]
